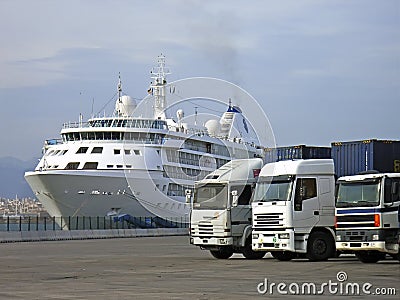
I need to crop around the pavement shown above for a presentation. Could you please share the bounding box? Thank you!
[0,236,398,299]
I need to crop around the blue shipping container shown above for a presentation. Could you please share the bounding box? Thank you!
[331,139,400,177]
[264,145,331,164]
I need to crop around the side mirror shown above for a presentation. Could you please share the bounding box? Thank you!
[185,189,192,204]
[231,190,238,207]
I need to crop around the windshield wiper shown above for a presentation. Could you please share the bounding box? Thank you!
[260,198,286,202]
[356,201,378,207]
[337,201,378,208]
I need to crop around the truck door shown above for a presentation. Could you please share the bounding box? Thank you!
[230,184,253,237]
[293,177,319,230]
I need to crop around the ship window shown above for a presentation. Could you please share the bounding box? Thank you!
[104,132,111,140]
[65,162,80,170]
[95,132,103,140]
[82,162,98,169]
[76,147,89,154]
[91,147,103,154]
[81,132,88,140]
[124,149,131,155]
[134,150,141,155]
[126,165,132,168]
[107,165,113,168]
[116,165,123,168]
[111,132,120,140]
[61,150,68,155]
[114,149,121,155]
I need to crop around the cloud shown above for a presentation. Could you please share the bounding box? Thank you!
[0,0,399,160]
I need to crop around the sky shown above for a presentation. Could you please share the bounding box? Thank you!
[0,0,399,161]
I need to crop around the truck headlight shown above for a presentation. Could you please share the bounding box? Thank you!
[372,234,380,241]
[336,235,341,241]
[278,233,290,239]
[253,234,259,239]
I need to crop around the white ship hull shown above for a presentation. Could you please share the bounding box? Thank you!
[25,167,193,228]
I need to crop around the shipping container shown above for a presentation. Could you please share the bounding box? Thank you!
[331,139,400,177]
[264,145,331,164]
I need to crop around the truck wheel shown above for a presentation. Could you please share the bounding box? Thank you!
[355,251,385,263]
[271,251,295,261]
[306,231,334,261]
[242,240,266,259]
[390,253,400,261]
[210,247,233,259]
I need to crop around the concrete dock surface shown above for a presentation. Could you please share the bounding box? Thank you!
[0,236,398,299]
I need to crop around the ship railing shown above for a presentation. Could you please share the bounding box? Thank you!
[62,119,167,130]
[62,121,91,129]
[0,215,189,231]
[167,125,209,137]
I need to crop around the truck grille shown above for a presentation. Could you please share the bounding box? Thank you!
[191,221,214,237]
[253,213,284,231]
[345,231,367,241]
[336,214,375,229]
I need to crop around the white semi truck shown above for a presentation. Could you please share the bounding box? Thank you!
[251,159,337,261]
[189,158,266,259]
[335,172,400,263]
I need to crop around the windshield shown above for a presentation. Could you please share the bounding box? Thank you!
[253,176,293,202]
[336,180,380,207]
[193,184,228,209]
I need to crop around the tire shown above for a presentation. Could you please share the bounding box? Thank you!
[306,231,334,261]
[334,250,342,258]
[271,251,295,261]
[390,252,400,261]
[210,247,233,259]
[355,251,385,263]
[242,240,266,259]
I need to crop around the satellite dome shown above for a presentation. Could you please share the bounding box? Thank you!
[115,95,137,116]
[205,119,220,137]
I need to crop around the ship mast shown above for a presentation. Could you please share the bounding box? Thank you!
[117,72,122,102]
[150,54,170,119]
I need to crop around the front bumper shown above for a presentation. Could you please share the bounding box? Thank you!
[336,241,399,254]
[191,236,233,247]
[252,229,295,252]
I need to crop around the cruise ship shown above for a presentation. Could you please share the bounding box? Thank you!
[25,55,264,228]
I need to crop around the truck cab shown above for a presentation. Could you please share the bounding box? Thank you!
[335,173,400,263]
[189,158,266,259]
[252,159,336,261]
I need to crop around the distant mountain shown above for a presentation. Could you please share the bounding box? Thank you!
[0,157,38,198]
